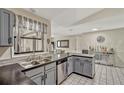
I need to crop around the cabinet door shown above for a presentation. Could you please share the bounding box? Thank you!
[74,60,81,73]
[45,68,56,85]
[0,9,15,46]
[68,57,73,75]
[31,73,44,85]
[80,61,92,77]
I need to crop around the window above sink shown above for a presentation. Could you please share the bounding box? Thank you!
[14,14,48,54]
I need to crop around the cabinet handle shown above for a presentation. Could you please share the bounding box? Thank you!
[45,74,47,79]
[82,63,84,72]
[80,62,82,65]
[67,62,69,67]
[66,63,68,74]
[41,75,44,84]
[76,58,80,61]
[41,75,44,80]
[8,37,12,44]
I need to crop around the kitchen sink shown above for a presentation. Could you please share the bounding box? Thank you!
[19,56,52,68]
[31,61,40,65]
[19,60,40,68]
[20,62,34,68]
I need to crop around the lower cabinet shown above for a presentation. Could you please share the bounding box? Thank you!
[45,67,56,85]
[80,61,92,77]
[67,57,74,75]
[24,66,45,85]
[74,61,81,74]
[31,73,44,85]
[73,57,93,78]
[25,66,44,77]
[24,56,94,85]
[24,62,56,85]
[73,57,82,74]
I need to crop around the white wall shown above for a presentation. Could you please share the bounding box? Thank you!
[78,28,124,67]
[54,36,77,53]
[54,28,124,67]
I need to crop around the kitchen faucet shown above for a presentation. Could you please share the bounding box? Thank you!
[26,50,36,62]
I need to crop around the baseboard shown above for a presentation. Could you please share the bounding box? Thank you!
[73,72,94,79]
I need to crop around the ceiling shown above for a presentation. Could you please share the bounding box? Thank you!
[24,8,124,37]
[24,8,68,20]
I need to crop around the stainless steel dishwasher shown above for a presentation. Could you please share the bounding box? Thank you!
[57,58,68,84]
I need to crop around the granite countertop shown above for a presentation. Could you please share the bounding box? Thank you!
[0,53,95,85]
[0,63,36,85]
[50,53,95,61]
[69,53,95,58]
[22,53,95,71]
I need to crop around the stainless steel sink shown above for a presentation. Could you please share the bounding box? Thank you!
[19,60,40,68]
[31,61,40,65]
[19,56,52,68]
[20,62,34,68]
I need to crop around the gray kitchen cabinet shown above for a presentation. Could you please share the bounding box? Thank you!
[0,8,15,46]
[80,59,92,77]
[45,62,56,85]
[74,57,81,74]
[80,58,94,78]
[45,67,56,85]
[31,72,44,85]
[67,57,74,75]
[25,66,44,77]
[73,57,94,78]
[24,66,44,85]
[23,56,94,85]
[45,62,56,70]
[24,62,57,85]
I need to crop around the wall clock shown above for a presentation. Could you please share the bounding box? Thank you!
[97,36,105,43]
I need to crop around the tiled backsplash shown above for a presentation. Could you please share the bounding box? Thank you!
[0,52,50,66]
[0,56,27,66]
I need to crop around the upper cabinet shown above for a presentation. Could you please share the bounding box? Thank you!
[0,8,15,47]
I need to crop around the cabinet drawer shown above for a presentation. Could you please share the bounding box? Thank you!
[45,62,56,71]
[25,66,44,77]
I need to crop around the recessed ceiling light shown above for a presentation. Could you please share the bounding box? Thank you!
[92,28,98,31]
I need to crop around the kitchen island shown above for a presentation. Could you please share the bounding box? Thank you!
[0,53,95,85]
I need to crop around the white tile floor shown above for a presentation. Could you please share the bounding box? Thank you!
[61,64,124,85]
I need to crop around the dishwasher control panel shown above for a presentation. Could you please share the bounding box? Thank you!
[57,58,67,65]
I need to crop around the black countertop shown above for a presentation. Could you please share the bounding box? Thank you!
[22,53,94,72]
[0,63,36,85]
